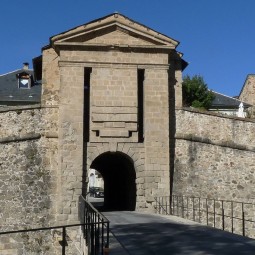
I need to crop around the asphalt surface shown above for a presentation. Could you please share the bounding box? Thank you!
[103,211,255,255]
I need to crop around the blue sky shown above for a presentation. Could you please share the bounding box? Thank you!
[1,0,255,96]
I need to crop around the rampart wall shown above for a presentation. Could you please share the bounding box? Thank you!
[2,106,255,230]
[2,105,255,252]
[173,108,255,202]
[0,105,60,254]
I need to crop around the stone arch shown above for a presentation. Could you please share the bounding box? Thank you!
[90,151,137,211]
[87,143,144,173]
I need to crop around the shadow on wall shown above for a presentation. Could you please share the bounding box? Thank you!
[168,55,178,200]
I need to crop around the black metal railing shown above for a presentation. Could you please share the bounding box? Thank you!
[0,223,88,255]
[155,195,255,238]
[0,196,109,255]
[79,195,110,255]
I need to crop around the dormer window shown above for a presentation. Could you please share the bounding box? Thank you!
[17,72,32,89]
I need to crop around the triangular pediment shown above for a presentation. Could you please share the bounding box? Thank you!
[64,26,158,46]
[51,13,179,49]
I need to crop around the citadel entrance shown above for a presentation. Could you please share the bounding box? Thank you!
[90,152,136,211]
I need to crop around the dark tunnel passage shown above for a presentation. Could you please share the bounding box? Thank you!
[90,152,136,211]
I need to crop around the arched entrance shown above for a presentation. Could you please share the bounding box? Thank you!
[90,152,136,211]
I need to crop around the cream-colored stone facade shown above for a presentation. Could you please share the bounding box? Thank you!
[239,75,255,105]
[40,13,185,223]
[239,74,255,117]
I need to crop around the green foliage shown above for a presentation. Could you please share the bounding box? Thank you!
[182,75,215,110]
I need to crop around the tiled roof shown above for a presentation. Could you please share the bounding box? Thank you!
[211,91,251,109]
[0,69,41,105]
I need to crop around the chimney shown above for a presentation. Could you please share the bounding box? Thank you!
[23,62,29,70]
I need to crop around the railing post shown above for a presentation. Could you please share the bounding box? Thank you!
[213,199,216,228]
[186,197,189,219]
[231,201,234,233]
[222,200,224,230]
[162,197,164,214]
[222,208,225,231]
[161,197,163,214]
[91,212,95,255]
[182,196,184,218]
[106,221,109,248]
[104,247,110,255]
[206,198,208,226]
[170,195,172,215]
[95,214,99,255]
[62,226,66,255]
[193,197,195,221]
[177,196,179,216]
[103,221,110,255]
[242,203,245,236]
[198,197,201,223]
[101,219,104,255]
[172,195,175,215]
[166,197,168,215]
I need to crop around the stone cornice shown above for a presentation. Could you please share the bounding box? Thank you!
[0,104,59,113]
[58,60,170,70]
[54,42,175,53]
[0,133,41,144]
[0,104,41,113]
[176,107,255,123]
[175,134,255,152]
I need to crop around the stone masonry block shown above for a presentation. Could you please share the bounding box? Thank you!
[100,129,129,138]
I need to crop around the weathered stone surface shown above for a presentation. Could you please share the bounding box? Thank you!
[239,75,255,106]
[0,105,59,254]
[173,108,255,203]
[176,108,255,150]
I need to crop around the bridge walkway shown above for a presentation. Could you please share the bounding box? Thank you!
[103,211,255,255]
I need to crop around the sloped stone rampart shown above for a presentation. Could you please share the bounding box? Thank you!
[0,105,58,140]
[0,105,60,254]
[0,140,50,230]
[176,108,255,150]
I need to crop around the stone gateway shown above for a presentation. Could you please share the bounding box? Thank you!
[3,13,255,254]
[41,12,186,223]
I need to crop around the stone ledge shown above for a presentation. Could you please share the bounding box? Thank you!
[0,133,41,144]
[175,133,255,152]
[0,104,41,113]
[0,104,59,113]
[176,107,255,123]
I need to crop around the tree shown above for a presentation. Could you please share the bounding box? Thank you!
[182,75,215,110]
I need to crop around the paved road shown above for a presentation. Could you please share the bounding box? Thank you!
[103,211,255,255]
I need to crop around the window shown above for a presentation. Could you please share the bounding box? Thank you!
[17,73,31,89]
